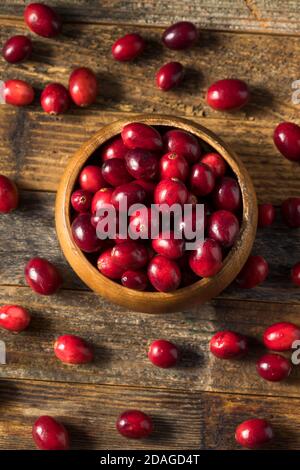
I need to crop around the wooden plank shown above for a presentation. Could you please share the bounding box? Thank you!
[1,1,300,35]
[0,284,300,398]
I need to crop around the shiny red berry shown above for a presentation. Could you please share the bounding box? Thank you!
[190,162,215,196]
[121,122,163,151]
[25,257,62,295]
[41,83,70,115]
[162,21,198,50]
[156,62,184,91]
[54,334,94,364]
[189,238,222,277]
[121,270,148,291]
[148,255,181,292]
[236,255,268,288]
[256,353,291,382]
[71,189,92,213]
[291,262,300,287]
[235,418,274,449]
[160,152,189,182]
[200,152,227,178]
[101,136,128,161]
[208,210,239,247]
[213,177,241,211]
[273,122,300,162]
[154,178,188,207]
[79,165,105,193]
[97,248,124,280]
[148,339,179,368]
[152,231,185,259]
[210,330,248,359]
[111,241,148,271]
[91,187,113,214]
[111,182,146,211]
[263,322,300,351]
[258,203,275,227]
[112,33,145,61]
[0,175,19,213]
[102,158,133,187]
[2,35,32,63]
[281,197,300,228]
[24,3,62,37]
[69,67,98,107]
[0,305,31,333]
[71,213,102,253]
[4,79,34,106]
[164,129,201,164]
[116,410,153,439]
[125,149,158,180]
[32,416,69,450]
[207,79,249,111]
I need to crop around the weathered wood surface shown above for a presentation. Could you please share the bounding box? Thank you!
[1,1,300,35]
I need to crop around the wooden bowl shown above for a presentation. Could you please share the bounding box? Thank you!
[55,114,257,313]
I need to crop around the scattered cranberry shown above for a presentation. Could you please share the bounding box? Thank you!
[148,339,179,368]
[25,257,62,295]
[2,35,32,63]
[71,213,102,253]
[148,255,181,292]
[213,176,241,211]
[258,203,275,227]
[4,79,34,106]
[281,197,300,228]
[201,153,227,178]
[121,270,148,291]
[156,62,184,91]
[160,152,189,182]
[101,136,128,161]
[236,255,268,288]
[162,21,198,50]
[190,162,215,196]
[206,79,249,111]
[111,182,146,211]
[152,231,185,259]
[91,187,114,214]
[97,248,124,279]
[154,178,188,207]
[256,353,291,382]
[70,189,92,213]
[41,83,70,115]
[125,149,158,180]
[112,33,145,61]
[122,123,163,151]
[69,67,98,107]
[208,210,239,247]
[32,416,69,450]
[116,410,153,439]
[189,238,222,277]
[273,122,300,162]
[24,3,62,37]
[111,241,148,271]
[210,330,248,359]
[102,158,133,187]
[164,129,201,164]
[0,305,31,333]
[0,175,19,213]
[235,418,274,449]
[54,334,94,364]
[79,165,105,193]
[292,262,300,286]
[263,322,300,351]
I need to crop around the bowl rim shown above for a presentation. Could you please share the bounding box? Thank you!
[55,114,257,313]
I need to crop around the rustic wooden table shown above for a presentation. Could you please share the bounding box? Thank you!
[0,0,300,450]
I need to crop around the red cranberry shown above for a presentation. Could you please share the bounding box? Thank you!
[258,203,275,227]
[213,176,241,211]
[190,163,215,196]
[111,241,148,271]
[97,248,124,279]
[102,158,133,187]
[0,175,19,213]
[148,339,179,368]
[121,270,148,291]
[121,123,163,151]
[25,257,62,295]
[2,35,32,63]
[116,410,153,439]
[129,207,155,239]
[201,153,227,178]
[71,213,102,253]
[0,305,31,333]
[263,322,300,351]
[292,262,300,286]
[148,255,181,292]
[210,330,248,359]
[281,197,300,228]
[160,152,189,182]
[134,179,156,199]
[101,136,127,161]
[154,178,188,207]
[91,187,113,214]
[112,33,145,61]
[152,231,184,259]
[208,210,239,247]
[164,129,201,164]
[235,418,274,449]
[71,189,92,213]
[162,21,198,50]
[4,79,34,106]
[189,238,222,277]
[273,122,300,162]
[41,83,70,115]
[156,62,184,91]
[236,255,268,288]
[111,182,146,211]
[257,353,291,382]
[54,334,93,364]
[32,416,69,450]
[206,79,249,111]
[79,165,105,193]
[125,149,158,180]
[24,3,62,37]
[69,67,97,107]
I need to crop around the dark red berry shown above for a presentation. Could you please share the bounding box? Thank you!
[122,123,163,151]
[201,153,227,178]
[112,33,145,61]
[111,241,148,271]
[154,178,188,207]
[273,122,300,162]
[148,339,179,368]
[281,197,300,228]
[0,175,19,213]
[258,203,275,227]
[162,21,198,50]
[111,182,146,211]
[91,187,113,214]
[256,353,291,382]
[189,238,222,277]
[71,189,92,213]
[292,262,300,287]
[102,158,133,187]
[121,270,148,291]
[156,62,184,91]
[25,257,62,295]
[148,255,181,292]
[235,418,274,449]
[101,136,128,161]
[32,416,69,450]
[71,213,102,253]
[116,410,153,439]
[160,152,189,182]
[97,248,124,279]
[263,322,300,351]
[24,3,62,37]
[134,179,156,200]
[190,162,215,196]
[69,67,98,107]
[0,305,31,332]
[129,207,156,239]
[206,79,249,111]
[210,330,248,359]
[152,231,185,259]
[208,210,239,247]
[213,176,241,212]
[41,83,70,115]
[236,255,269,288]
[4,79,34,106]
[79,165,105,193]
[125,149,158,180]
[2,35,32,63]
[164,129,201,164]
[54,334,94,364]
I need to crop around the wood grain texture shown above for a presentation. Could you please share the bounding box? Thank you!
[1,1,300,35]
